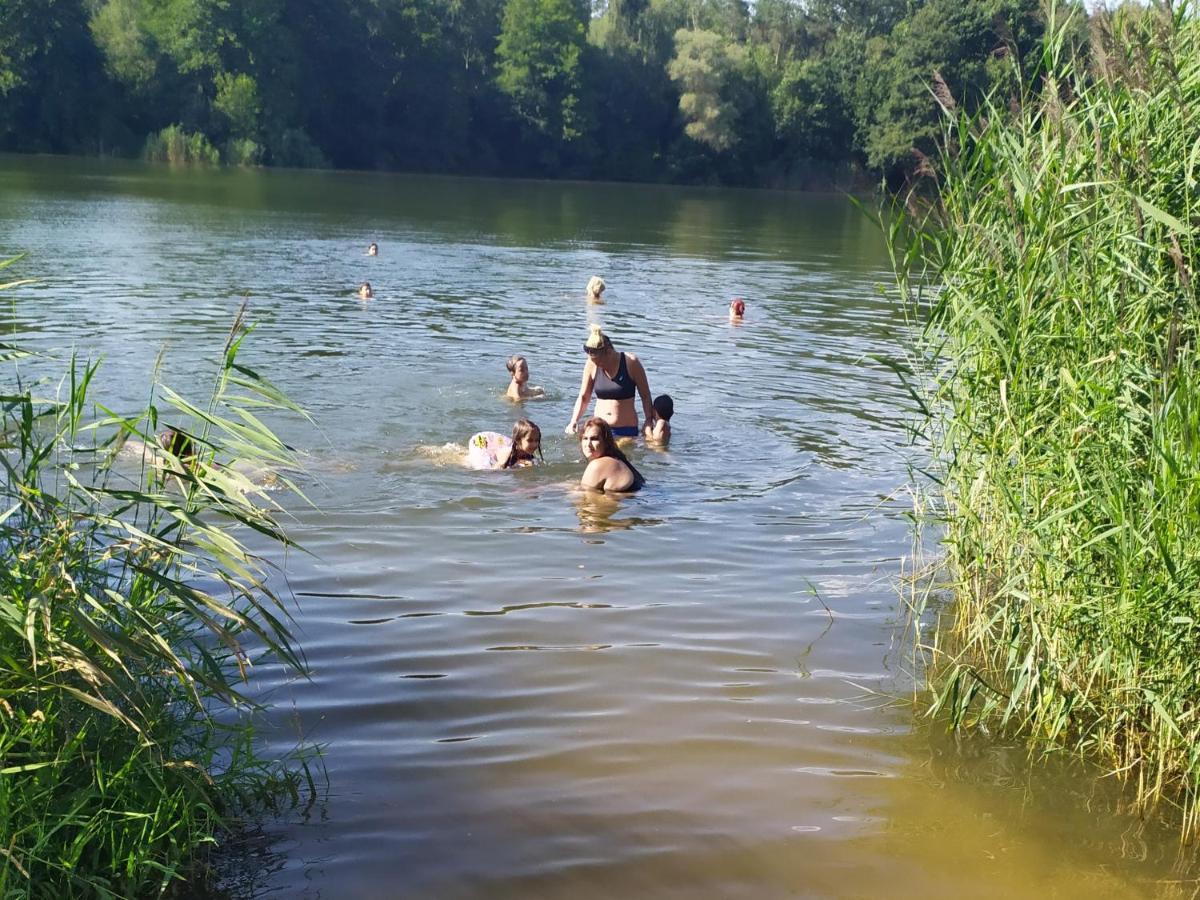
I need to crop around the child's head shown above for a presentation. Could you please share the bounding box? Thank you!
[506,355,529,382]
[511,418,542,458]
[359,282,373,298]
[652,394,674,421]
[730,297,746,317]
[586,276,605,299]
[367,242,379,256]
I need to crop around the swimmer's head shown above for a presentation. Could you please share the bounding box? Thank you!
[652,394,674,421]
[580,417,618,460]
[367,242,378,256]
[506,355,529,383]
[730,298,746,317]
[586,276,605,299]
[504,418,543,468]
[584,323,612,355]
[359,282,373,299]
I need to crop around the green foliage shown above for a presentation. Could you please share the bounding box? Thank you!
[496,0,588,142]
[0,270,313,892]
[143,123,220,164]
[668,28,745,152]
[897,1,1200,834]
[214,71,261,139]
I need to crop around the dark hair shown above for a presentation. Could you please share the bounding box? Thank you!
[159,428,196,460]
[652,394,674,421]
[501,418,542,469]
[580,417,645,488]
[506,355,526,375]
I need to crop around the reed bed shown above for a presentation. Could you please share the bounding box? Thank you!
[0,268,312,895]
[896,3,1200,833]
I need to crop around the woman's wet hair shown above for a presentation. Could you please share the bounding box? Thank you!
[506,355,526,375]
[586,276,605,297]
[584,323,612,353]
[580,417,644,486]
[502,418,542,469]
[730,297,746,316]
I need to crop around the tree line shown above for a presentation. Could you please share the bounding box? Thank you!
[0,0,1088,187]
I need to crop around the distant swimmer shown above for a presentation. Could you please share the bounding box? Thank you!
[586,276,606,304]
[643,394,673,444]
[579,417,644,493]
[359,282,373,299]
[367,242,379,256]
[566,323,655,438]
[466,418,543,470]
[505,355,544,401]
[729,297,746,322]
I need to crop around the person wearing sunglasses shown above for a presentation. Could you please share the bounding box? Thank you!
[565,323,656,438]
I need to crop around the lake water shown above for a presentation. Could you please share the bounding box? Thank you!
[0,156,1194,898]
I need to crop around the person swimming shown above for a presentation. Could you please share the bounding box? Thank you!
[579,417,644,492]
[505,355,544,401]
[643,394,673,444]
[466,418,543,470]
[359,282,373,299]
[586,276,606,304]
[729,297,746,321]
[367,242,379,256]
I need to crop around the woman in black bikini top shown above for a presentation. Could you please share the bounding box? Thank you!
[565,323,656,438]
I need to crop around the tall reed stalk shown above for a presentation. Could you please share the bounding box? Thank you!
[896,2,1200,833]
[0,261,313,895]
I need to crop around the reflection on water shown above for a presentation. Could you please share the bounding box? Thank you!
[1,157,1196,898]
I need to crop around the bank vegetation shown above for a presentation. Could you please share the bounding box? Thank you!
[0,278,312,895]
[897,1,1200,835]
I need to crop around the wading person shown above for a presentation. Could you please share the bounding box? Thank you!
[586,276,605,304]
[505,355,544,401]
[565,324,655,438]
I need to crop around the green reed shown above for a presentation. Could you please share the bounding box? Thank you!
[0,269,313,895]
[894,2,1200,833]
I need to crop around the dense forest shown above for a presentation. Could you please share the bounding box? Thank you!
[1,0,1084,187]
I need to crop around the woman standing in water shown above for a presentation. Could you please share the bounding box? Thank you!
[579,418,644,492]
[565,324,655,438]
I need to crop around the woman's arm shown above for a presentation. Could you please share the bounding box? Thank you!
[566,361,596,433]
[627,353,655,427]
[580,458,606,491]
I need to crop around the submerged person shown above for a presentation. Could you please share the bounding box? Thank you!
[729,297,746,321]
[565,324,655,438]
[466,418,543,470]
[505,355,544,401]
[643,394,673,444]
[359,282,374,299]
[367,242,379,256]
[579,417,644,493]
[586,276,606,304]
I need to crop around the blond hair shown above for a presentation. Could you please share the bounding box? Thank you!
[586,276,605,298]
[584,323,611,351]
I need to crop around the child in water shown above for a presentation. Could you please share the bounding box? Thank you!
[466,418,543,470]
[505,355,544,401]
[729,298,746,321]
[643,394,673,444]
[359,282,373,299]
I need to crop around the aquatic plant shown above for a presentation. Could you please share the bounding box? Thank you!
[0,262,313,894]
[895,2,1200,834]
[143,124,221,166]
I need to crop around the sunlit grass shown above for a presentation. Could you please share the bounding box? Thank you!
[0,271,315,894]
[895,2,1200,834]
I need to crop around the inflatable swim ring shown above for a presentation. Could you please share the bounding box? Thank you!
[466,431,512,470]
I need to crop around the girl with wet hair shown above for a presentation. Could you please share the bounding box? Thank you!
[579,417,644,492]
[586,276,605,304]
[467,418,543,470]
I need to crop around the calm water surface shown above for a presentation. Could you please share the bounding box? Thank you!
[1,157,1194,899]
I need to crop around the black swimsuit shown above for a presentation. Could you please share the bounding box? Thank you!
[593,353,637,401]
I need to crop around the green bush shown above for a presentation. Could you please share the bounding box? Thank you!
[0,260,313,894]
[142,124,220,165]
